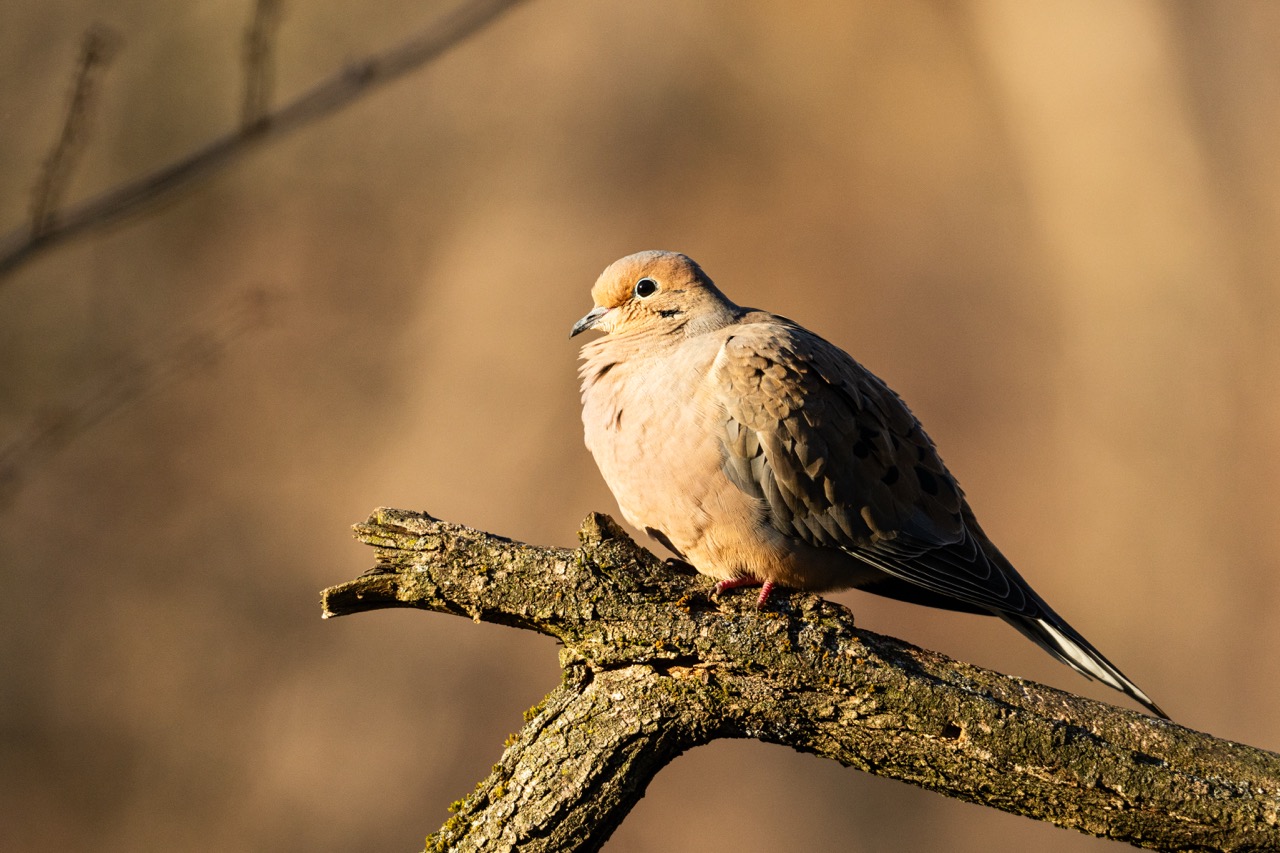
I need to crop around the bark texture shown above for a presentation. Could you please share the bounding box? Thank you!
[321,508,1280,852]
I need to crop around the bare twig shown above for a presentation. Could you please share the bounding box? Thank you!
[1,0,530,279]
[29,25,122,238]
[324,509,1280,853]
[0,287,278,508]
[242,0,284,129]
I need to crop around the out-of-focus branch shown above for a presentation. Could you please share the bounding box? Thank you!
[0,287,277,509]
[242,0,284,129]
[323,508,1280,853]
[29,25,122,238]
[0,0,530,279]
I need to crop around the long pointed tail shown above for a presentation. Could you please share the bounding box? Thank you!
[1002,611,1168,720]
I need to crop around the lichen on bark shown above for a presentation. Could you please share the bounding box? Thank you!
[321,508,1280,852]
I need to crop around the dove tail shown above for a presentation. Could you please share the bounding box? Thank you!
[1002,612,1169,720]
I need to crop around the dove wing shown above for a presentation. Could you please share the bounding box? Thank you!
[712,318,1041,618]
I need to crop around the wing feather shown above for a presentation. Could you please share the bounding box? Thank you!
[713,319,1042,619]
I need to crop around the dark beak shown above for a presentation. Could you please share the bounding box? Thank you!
[569,306,609,338]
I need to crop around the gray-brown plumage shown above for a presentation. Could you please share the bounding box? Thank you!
[572,250,1166,719]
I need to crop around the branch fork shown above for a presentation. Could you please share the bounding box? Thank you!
[322,508,1280,852]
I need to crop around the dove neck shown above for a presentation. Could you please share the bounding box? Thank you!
[685,295,745,337]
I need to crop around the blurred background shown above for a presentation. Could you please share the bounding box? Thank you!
[2,1,1278,850]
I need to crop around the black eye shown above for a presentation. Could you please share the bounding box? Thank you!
[634,278,658,298]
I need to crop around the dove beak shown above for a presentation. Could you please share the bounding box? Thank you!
[570,306,610,338]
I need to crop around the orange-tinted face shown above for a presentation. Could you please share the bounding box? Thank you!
[570,250,733,338]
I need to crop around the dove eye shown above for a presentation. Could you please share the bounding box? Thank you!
[634,278,658,298]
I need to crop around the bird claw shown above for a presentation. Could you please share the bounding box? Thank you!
[711,577,777,608]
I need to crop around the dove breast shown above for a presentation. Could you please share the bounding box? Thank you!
[578,313,884,591]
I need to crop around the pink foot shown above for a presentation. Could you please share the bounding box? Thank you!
[711,577,778,608]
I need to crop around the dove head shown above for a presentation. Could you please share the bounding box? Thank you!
[570,251,741,339]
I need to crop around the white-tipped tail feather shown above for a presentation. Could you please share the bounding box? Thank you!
[1004,613,1167,719]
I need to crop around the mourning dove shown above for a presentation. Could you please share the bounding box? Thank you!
[572,250,1167,719]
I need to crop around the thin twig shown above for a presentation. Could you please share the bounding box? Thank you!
[242,0,284,129]
[1,0,530,280]
[29,25,122,238]
[0,287,278,509]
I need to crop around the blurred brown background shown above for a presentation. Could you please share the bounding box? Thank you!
[2,1,1278,850]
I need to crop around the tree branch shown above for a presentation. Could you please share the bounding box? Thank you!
[0,0,529,280]
[0,287,276,509]
[241,0,285,129]
[323,508,1280,852]
[29,25,122,238]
